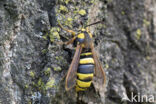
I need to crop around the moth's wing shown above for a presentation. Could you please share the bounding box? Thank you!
[91,43,106,86]
[65,44,82,91]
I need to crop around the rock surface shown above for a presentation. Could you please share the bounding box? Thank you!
[0,0,156,104]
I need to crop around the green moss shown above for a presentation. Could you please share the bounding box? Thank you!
[137,64,141,67]
[37,78,45,91]
[42,35,47,40]
[28,101,32,104]
[45,78,55,90]
[105,64,109,69]
[103,24,107,29]
[33,77,56,92]
[64,17,73,28]
[55,56,67,66]
[53,66,62,71]
[78,9,86,16]
[121,11,125,15]
[44,68,51,75]
[136,29,141,40]
[25,84,29,89]
[67,17,73,22]
[55,56,63,60]
[74,16,78,20]
[55,56,64,62]
[90,0,95,3]
[32,82,35,86]
[41,49,48,54]
[112,58,117,63]
[146,56,150,60]
[49,27,60,42]
[38,78,42,86]
[55,56,59,60]
[73,7,79,14]
[29,71,35,78]
[50,32,60,42]
[65,0,71,4]
[143,19,150,26]
[59,5,68,13]
[82,1,86,6]
[42,33,48,40]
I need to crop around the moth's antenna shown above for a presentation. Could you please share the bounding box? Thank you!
[80,21,83,26]
[85,19,105,27]
[79,21,85,29]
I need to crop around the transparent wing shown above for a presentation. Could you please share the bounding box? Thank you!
[65,44,82,91]
[91,43,106,86]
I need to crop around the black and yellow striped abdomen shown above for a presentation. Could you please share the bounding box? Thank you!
[76,52,94,91]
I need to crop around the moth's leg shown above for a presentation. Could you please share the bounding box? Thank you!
[58,23,76,36]
[56,36,76,45]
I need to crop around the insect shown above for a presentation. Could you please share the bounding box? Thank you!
[58,21,106,92]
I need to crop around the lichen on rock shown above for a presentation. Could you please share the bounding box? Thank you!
[0,0,156,104]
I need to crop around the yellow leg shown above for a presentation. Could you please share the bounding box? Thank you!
[86,27,90,33]
[56,36,76,45]
[65,37,76,45]
[58,23,76,36]
[86,27,93,38]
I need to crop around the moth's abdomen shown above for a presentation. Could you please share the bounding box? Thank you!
[76,52,94,92]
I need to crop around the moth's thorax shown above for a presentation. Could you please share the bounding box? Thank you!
[76,30,93,48]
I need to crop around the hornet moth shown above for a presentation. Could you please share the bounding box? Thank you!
[58,21,106,92]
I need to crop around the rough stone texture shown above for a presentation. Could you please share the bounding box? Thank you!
[0,0,156,104]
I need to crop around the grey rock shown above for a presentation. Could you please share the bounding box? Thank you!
[0,0,156,104]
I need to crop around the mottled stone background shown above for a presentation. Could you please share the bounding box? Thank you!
[0,0,156,104]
